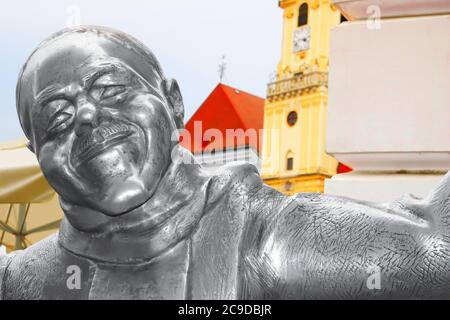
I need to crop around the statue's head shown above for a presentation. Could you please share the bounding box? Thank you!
[16,26,185,217]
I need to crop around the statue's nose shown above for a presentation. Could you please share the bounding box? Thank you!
[74,98,98,136]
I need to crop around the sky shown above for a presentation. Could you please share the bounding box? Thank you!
[0,0,282,141]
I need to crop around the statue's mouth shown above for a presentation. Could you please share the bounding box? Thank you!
[72,122,134,167]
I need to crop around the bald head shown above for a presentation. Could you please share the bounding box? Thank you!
[16,25,167,143]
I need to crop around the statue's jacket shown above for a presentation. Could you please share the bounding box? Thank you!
[1,161,450,299]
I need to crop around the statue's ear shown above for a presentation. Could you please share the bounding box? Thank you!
[27,141,35,154]
[162,78,184,129]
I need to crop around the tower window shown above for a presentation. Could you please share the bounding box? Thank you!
[287,157,294,170]
[286,150,294,171]
[298,3,308,27]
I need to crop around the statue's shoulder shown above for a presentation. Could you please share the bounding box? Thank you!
[2,233,59,299]
[206,161,264,206]
[205,161,295,217]
[0,247,8,300]
[3,232,95,300]
[235,189,313,298]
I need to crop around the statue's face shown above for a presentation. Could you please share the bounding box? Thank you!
[20,32,178,216]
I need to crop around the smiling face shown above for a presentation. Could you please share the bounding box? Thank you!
[17,28,183,216]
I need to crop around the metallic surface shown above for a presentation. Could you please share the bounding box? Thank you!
[1,26,450,299]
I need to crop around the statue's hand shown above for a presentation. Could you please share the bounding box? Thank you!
[426,171,450,203]
[385,171,450,233]
[424,171,450,229]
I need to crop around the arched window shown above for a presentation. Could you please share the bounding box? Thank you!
[298,3,308,27]
[286,151,294,171]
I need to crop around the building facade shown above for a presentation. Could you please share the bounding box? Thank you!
[325,0,450,202]
[261,0,347,194]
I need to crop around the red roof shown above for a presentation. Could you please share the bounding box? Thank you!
[180,83,265,154]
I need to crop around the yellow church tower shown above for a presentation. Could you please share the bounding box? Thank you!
[261,0,344,194]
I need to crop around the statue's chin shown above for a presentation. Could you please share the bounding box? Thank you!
[58,183,152,232]
[98,180,150,217]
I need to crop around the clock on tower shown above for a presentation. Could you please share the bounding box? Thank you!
[293,25,311,53]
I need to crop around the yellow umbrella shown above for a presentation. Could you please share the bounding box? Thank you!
[0,138,63,252]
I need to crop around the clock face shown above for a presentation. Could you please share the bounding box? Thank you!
[293,25,311,53]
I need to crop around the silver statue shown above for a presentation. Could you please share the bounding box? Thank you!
[1,26,449,299]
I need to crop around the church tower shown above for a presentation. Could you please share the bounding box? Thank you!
[261,0,344,194]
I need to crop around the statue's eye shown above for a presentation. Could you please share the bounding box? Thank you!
[46,100,75,134]
[101,85,127,99]
[90,85,128,103]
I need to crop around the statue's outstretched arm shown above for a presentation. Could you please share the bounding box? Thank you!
[241,172,450,299]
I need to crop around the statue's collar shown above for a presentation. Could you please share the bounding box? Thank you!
[58,146,211,264]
